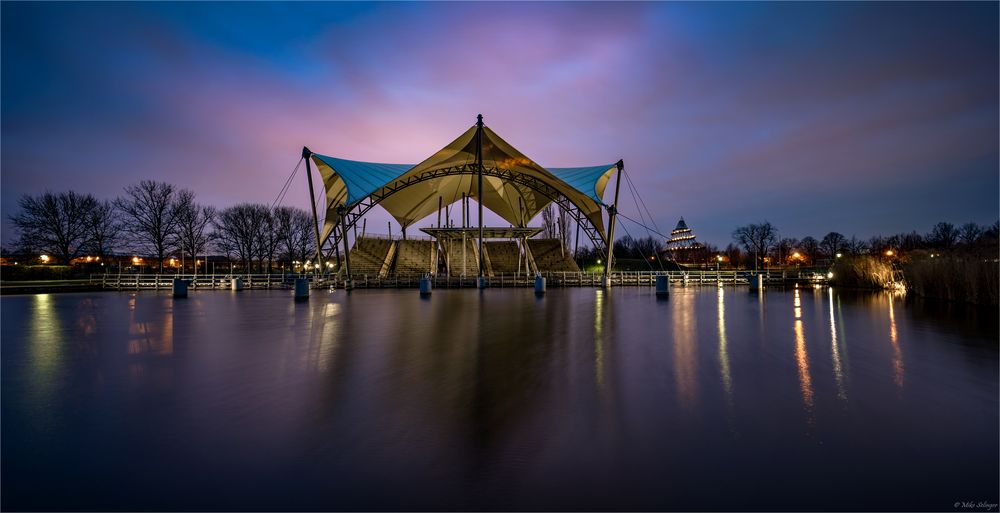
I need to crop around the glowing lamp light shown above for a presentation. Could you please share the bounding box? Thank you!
[39,254,50,263]
[836,253,843,258]
[132,256,141,265]
[792,252,801,259]
[827,271,834,279]
[716,255,723,262]
[885,250,894,256]
[596,259,602,264]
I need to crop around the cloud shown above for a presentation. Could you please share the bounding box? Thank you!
[2,2,997,246]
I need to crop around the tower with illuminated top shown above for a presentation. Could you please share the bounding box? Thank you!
[665,217,704,261]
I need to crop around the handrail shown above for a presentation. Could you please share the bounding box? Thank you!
[83,269,830,291]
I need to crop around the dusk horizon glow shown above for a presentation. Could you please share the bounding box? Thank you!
[2,2,998,247]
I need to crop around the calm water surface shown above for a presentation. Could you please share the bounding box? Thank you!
[2,287,997,511]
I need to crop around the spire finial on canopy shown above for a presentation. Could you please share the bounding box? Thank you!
[477,113,483,126]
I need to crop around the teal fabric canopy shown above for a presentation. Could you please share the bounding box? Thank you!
[312,155,414,206]
[313,154,615,209]
[547,165,618,205]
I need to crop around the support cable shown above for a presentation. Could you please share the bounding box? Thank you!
[617,218,655,271]
[621,168,664,270]
[271,157,304,209]
[622,167,661,234]
[617,212,672,240]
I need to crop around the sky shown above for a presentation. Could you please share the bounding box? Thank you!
[2,1,998,248]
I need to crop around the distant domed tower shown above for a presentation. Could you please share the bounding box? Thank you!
[665,217,704,260]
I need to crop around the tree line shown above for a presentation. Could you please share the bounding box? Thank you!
[726,220,999,269]
[574,220,999,270]
[8,181,316,272]
[10,182,997,273]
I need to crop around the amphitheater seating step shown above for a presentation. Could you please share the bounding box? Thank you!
[528,238,580,272]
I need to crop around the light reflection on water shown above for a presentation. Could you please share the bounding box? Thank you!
[888,293,905,388]
[594,288,605,388]
[672,287,698,409]
[829,287,848,402]
[1,287,997,511]
[793,288,815,414]
[717,287,732,402]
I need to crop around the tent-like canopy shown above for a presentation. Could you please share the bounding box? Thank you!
[309,122,618,247]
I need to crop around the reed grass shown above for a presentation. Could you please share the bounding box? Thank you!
[903,256,999,306]
[830,254,999,305]
[830,256,896,290]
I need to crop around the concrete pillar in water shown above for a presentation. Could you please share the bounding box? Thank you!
[172,278,188,298]
[477,276,487,289]
[231,277,243,291]
[601,275,612,288]
[419,275,432,295]
[534,274,546,294]
[656,275,670,296]
[294,277,309,300]
[344,278,354,291]
[748,273,764,291]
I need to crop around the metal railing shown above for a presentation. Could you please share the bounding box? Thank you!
[88,269,829,291]
[90,273,322,290]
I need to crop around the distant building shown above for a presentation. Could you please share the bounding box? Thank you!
[665,217,704,260]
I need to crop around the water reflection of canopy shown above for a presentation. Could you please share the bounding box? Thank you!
[310,123,618,248]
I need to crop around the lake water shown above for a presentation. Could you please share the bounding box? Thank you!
[2,286,997,511]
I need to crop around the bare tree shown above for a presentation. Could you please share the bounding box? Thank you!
[775,237,799,264]
[820,232,846,258]
[633,236,663,260]
[557,205,571,250]
[613,234,635,259]
[293,209,316,268]
[174,190,216,272]
[983,221,1000,244]
[258,207,280,272]
[87,199,122,258]
[723,243,743,269]
[844,235,868,255]
[899,231,924,251]
[214,203,271,272]
[116,181,182,271]
[273,206,315,271]
[214,204,256,272]
[928,222,959,250]
[541,204,557,239]
[274,206,296,269]
[868,235,889,255]
[732,221,777,270]
[10,191,98,263]
[958,222,984,246]
[799,236,820,264]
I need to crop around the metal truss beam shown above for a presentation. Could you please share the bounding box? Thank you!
[322,163,607,261]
